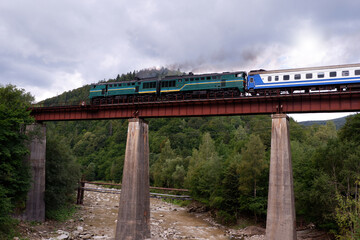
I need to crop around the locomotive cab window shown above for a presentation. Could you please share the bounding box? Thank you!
[317,73,325,78]
[306,73,313,79]
[283,75,290,80]
[355,70,360,75]
[342,70,349,76]
[330,71,337,77]
[294,74,301,80]
[249,77,254,83]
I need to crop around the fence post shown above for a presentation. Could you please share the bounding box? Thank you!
[77,176,85,205]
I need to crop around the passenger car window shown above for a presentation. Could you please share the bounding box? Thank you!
[306,73,313,79]
[355,70,360,75]
[342,70,349,76]
[330,71,337,77]
[294,74,301,80]
[317,73,325,78]
[283,75,290,80]
[268,76,272,82]
[275,76,279,81]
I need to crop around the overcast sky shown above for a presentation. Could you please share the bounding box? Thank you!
[1,0,360,121]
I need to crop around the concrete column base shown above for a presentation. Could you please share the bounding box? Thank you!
[23,124,46,222]
[115,118,150,239]
[266,114,296,240]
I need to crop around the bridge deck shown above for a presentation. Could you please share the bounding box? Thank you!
[30,90,360,121]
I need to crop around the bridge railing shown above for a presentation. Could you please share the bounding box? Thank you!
[30,99,91,108]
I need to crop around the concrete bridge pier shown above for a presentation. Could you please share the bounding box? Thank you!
[115,118,151,239]
[23,124,46,222]
[266,114,296,240]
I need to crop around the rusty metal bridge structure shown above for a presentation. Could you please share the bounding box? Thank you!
[30,90,360,121]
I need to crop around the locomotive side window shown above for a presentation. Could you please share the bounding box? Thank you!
[330,71,337,77]
[109,84,112,87]
[317,73,325,78]
[93,85,96,88]
[294,74,301,80]
[355,70,360,75]
[207,76,211,80]
[190,78,194,81]
[306,73,313,79]
[342,70,349,76]
[283,75,290,80]
[201,77,205,80]
[212,76,217,80]
[268,76,272,82]
[144,82,156,89]
[249,77,254,83]
[275,76,279,81]
[119,84,122,87]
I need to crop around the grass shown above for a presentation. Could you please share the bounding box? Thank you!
[46,204,78,222]
[163,198,192,207]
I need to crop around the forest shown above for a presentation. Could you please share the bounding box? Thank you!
[1,69,360,239]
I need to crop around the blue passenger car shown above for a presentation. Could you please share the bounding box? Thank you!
[247,63,360,93]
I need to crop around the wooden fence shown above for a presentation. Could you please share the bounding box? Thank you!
[76,181,191,204]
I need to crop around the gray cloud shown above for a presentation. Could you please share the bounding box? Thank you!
[1,0,360,101]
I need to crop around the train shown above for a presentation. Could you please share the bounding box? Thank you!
[89,63,360,104]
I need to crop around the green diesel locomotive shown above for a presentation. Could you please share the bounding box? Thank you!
[89,71,247,104]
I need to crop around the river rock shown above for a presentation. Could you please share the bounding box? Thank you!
[77,226,84,233]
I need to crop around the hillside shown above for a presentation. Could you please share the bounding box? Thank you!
[299,116,348,129]
[39,69,360,235]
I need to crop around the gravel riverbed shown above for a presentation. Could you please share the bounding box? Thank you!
[18,184,331,240]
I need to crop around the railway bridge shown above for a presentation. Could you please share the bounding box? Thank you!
[25,90,360,240]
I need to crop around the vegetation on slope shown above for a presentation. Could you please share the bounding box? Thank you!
[2,68,360,238]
